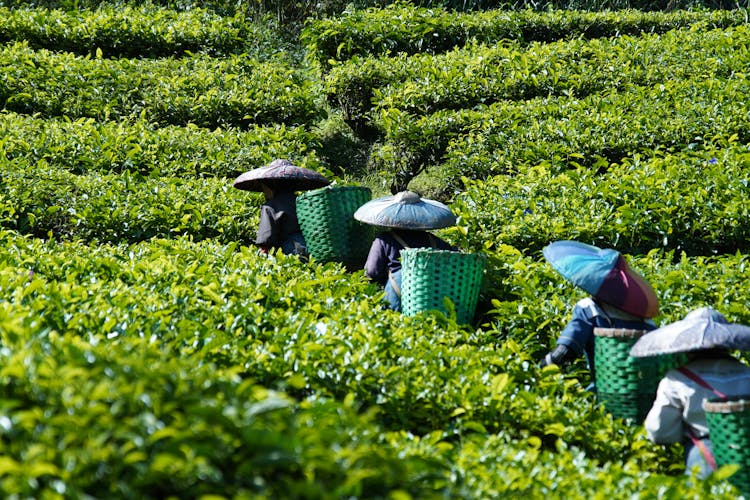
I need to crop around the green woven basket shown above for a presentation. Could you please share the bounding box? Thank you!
[400,248,484,324]
[594,328,677,423]
[296,186,373,270]
[704,396,750,496]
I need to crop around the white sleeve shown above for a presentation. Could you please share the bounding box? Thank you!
[644,376,685,444]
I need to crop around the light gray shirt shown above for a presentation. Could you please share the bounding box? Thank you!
[645,357,750,443]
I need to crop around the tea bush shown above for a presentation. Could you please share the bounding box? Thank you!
[304,4,748,67]
[325,24,750,136]
[0,5,284,59]
[0,233,632,459]
[0,42,322,127]
[374,77,750,193]
[0,318,454,498]
[2,231,749,471]
[447,145,750,256]
[0,112,322,178]
[0,160,256,243]
[0,312,736,497]
[372,25,750,117]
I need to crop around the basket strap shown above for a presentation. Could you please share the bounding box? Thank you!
[388,271,401,297]
[390,231,412,249]
[391,231,439,250]
[678,367,728,399]
[687,428,717,471]
[678,367,725,472]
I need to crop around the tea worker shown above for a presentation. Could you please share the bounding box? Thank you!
[232,159,329,256]
[539,241,659,385]
[354,191,456,311]
[630,307,750,479]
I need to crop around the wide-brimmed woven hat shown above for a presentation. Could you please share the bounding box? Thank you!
[630,306,750,357]
[542,240,659,318]
[232,159,330,192]
[353,191,456,230]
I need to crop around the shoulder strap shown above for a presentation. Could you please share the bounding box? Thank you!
[390,231,411,249]
[687,427,717,471]
[387,271,401,297]
[580,298,611,325]
[428,233,436,248]
[677,367,728,399]
[677,367,722,471]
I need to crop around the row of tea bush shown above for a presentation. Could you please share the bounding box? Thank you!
[373,76,749,193]
[0,4,281,59]
[0,229,746,496]
[0,42,322,127]
[303,4,749,66]
[2,140,747,255]
[325,23,749,136]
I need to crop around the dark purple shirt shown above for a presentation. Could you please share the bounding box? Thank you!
[255,191,302,249]
[364,229,455,285]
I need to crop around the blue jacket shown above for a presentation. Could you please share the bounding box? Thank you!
[557,297,657,380]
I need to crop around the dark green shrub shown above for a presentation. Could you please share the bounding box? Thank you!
[304,4,748,66]
[0,160,257,244]
[0,42,323,127]
[0,112,322,178]
[446,146,750,256]
[0,5,286,59]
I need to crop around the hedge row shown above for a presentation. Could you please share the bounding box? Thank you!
[325,24,750,135]
[373,76,750,193]
[0,5,285,59]
[444,145,750,258]
[0,0,241,14]
[0,160,258,244]
[0,112,322,178]
[3,136,746,257]
[0,279,735,498]
[0,321,453,498]
[3,230,745,471]
[304,4,749,67]
[0,42,322,127]
[1,230,749,481]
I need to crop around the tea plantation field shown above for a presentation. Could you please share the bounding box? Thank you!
[0,1,748,498]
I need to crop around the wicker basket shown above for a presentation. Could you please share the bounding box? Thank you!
[594,328,676,423]
[296,186,373,270]
[704,396,750,495]
[400,248,484,324]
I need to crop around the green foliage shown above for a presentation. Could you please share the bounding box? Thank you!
[0,42,322,127]
[0,112,322,178]
[0,2,749,496]
[0,308,737,497]
[374,76,750,194]
[0,0,743,14]
[304,4,748,67]
[0,321,454,498]
[0,232,748,466]
[0,160,257,243]
[0,0,243,15]
[325,23,750,138]
[447,145,750,256]
[373,25,750,116]
[0,5,286,59]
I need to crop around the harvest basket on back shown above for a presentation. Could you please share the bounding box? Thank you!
[400,248,484,324]
[296,185,373,270]
[704,395,750,496]
[594,328,681,422]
